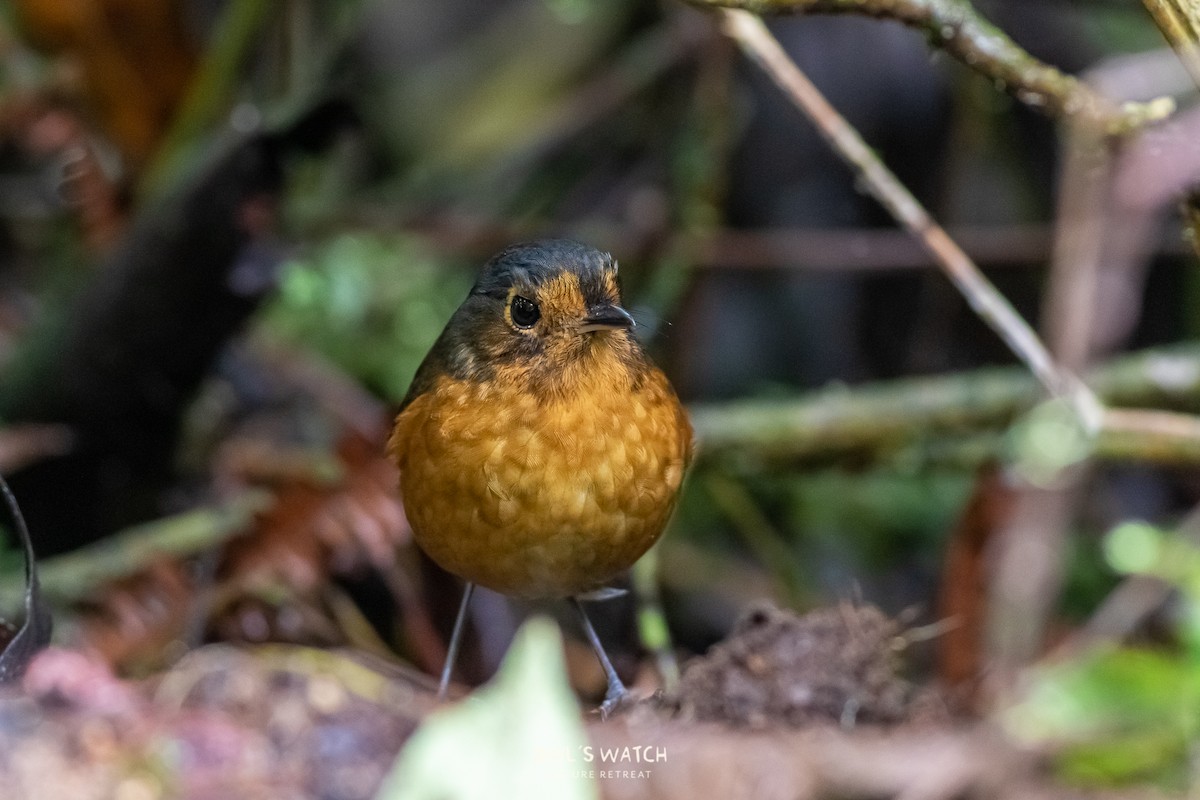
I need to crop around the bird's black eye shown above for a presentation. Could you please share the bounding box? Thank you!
[510,295,540,328]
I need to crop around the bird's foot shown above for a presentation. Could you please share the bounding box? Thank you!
[596,683,636,720]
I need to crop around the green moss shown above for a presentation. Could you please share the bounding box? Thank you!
[258,232,473,402]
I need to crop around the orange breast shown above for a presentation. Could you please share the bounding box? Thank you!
[391,367,692,597]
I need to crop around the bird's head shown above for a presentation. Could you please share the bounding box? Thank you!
[442,240,645,396]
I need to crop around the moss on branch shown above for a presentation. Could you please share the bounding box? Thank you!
[690,344,1200,469]
[688,0,1173,134]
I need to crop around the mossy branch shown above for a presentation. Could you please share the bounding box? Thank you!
[690,344,1200,469]
[0,491,270,611]
[686,0,1173,134]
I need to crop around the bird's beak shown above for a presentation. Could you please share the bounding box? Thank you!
[580,303,635,333]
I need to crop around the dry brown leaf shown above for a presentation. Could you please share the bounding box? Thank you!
[74,431,430,674]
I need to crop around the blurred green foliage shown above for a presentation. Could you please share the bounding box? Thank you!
[373,0,636,207]
[671,466,973,607]
[1059,533,1121,623]
[1082,5,1175,54]
[1005,520,1200,790]
[259,232,472,403]
[785,470,973,570]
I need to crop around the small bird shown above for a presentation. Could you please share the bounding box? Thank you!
[389,240,693,714]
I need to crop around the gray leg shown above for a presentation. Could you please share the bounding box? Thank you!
[572,596,629,717]
[438,582,475,701]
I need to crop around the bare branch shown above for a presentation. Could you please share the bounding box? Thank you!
[688,0,1173,134]
[718,10,1103,430]
[1143,0,1200,89]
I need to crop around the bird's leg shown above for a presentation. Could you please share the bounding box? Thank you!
[438,581,475,701]
[571,596,628,718]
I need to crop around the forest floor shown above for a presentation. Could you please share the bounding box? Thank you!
[0,601,1145,800]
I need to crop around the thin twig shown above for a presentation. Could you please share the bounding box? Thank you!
[690,0,1173,134]
[1140,0,1200,264]
[1040,130,1113,371]
[983,75,1121,677]
[322,211,1197,272]
[718,10,1103,431]
[1142,0,1200,90]
[632,550,681,690]
[984,484,1075,679]
[0,472,51,682]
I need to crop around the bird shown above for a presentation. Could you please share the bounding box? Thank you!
[388,239,693,715]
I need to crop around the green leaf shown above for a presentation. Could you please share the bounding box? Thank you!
[1058,730,1188,788]
[1003,647,1200,789]
[376,617,597,800]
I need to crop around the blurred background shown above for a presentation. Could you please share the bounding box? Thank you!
[0,0,1197,775]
